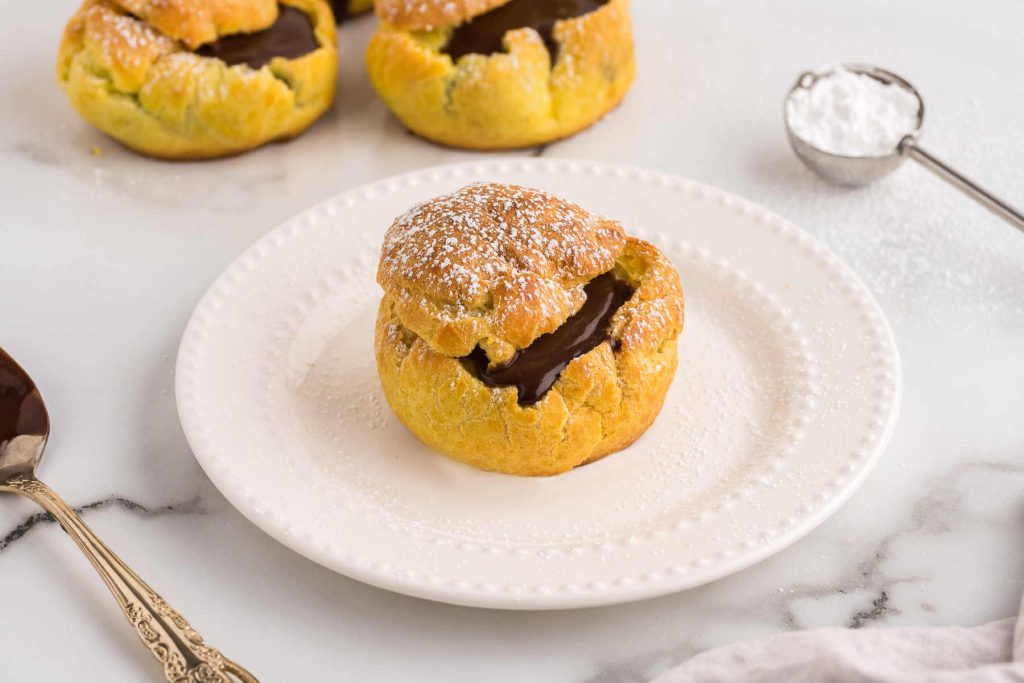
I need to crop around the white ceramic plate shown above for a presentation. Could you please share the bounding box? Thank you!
[176,159,900,610]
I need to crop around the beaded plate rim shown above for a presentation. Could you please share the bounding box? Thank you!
[175,158,901,609]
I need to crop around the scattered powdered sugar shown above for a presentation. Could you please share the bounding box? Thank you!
[288,238,804,546]
[767,113,1024,322]
[93,7,156,51]
[85,3,172,72]
[378,183,625,331]
[786,66,921,156]
[378,0,488,29]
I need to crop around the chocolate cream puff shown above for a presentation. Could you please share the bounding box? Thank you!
[375,183,683,476]
[366,0,635,149]
[58,0,338,159]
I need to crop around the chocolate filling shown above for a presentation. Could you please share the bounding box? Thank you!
[0,349,48,447]
[330,0,351,23]
[466,272,633,405]
[443,0,608,61]
[195,5,318,69]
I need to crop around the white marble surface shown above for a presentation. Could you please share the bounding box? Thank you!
[2,0,1023,680]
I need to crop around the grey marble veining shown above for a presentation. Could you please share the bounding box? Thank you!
[0,493,204,552]
[1,0,1022,680]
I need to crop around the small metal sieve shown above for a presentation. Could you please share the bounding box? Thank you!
[785,64,1024,233]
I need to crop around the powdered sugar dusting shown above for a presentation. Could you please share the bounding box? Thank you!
[293,236,805,545]
[381,183,622,301]
[82,3,176,83]
[378,182,626,351]
[378,0,505,30]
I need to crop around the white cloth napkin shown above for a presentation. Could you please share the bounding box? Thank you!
[651,592,1024,682]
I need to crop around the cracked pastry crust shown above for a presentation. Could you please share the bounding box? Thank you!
[57,0,337,159]
[374,183,684,476]
[365,0,634,150]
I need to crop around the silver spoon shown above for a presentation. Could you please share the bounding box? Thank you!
[785,63,1024,233]
[0,347,257,682]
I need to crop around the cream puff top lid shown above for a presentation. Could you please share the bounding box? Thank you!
[375,0,515,31]
[107,0,281,49]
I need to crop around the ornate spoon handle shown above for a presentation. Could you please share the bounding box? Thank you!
[1,475,257,683]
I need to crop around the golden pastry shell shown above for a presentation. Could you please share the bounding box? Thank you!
[372,189,684,479]
[57,0,337,159]
[366,0,634,149]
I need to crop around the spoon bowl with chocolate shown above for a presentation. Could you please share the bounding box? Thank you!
[375,183,684,476]
[0,348,258,682]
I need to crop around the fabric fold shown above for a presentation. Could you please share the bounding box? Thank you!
[652,591,1024,682]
